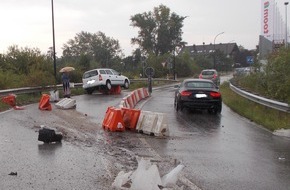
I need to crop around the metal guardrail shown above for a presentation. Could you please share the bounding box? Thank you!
[0,83,83,97]
[1,79,288,113]
[0,79,177,97]
[230,82,290,113]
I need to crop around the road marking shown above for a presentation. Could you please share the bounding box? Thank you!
[139,137,162,160]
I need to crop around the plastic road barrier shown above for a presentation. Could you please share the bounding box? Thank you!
[110,85,121,94]
[99,85,121,95]
[121,107,141,130]
[133,90,141,103]
[55,98,76,109]
[135,111,168,136]
[39,94,52,111]
[49,90,60,102]
[102,107,125,132]
[126,95,134,109]
[143,87,149,98]
[137,88,145,99]
[1,94,16,107]
[131,92,137,106]
[1,94,25,110]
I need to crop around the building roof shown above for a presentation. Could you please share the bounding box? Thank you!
[179,43,239,56]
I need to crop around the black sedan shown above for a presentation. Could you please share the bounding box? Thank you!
[174,79,222,114]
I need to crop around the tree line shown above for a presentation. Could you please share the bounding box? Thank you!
[0,4,252,90]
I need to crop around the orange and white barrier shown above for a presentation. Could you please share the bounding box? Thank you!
[126,95,135,109]
[102,107,125,132]
[121,107,141,130]
[137,88,145,99]
[39,94,52,111]
[119,88,149,109]
[134,90,141,103]
[143,88,149,97]
[102,87,156,133]
[1,94,16,107]
[1,94,24,110]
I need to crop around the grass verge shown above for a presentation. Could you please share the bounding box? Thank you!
[220,82,290,131]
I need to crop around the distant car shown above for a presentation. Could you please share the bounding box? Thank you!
[82,68,130,94]
[174,79,222,114]
[233,67,251,78]
[199,69,220,86]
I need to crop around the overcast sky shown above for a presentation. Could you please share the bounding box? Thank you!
[0,0,288,56]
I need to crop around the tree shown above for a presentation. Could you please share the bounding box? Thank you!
[264,48,290,103]
[0,45,55,88]
[62,31,122,68]
[130,4,186,56]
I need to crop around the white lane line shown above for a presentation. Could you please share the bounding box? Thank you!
[139,137,162,160]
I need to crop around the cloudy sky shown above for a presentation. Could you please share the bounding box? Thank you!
[0,0,288,56]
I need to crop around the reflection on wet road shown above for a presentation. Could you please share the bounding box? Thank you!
[140,86,290,190]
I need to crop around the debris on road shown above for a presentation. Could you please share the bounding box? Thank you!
[8,172,17,176]
[1,94,25,110]
[38,125,63,143]
[111,157,185,190]
[39,94,52,111]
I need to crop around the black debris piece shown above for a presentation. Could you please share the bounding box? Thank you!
[38,127,62,143]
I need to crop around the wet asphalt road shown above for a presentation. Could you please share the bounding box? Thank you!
[140,86,290,190]
[0,104,110,190]
[1,79,290,190]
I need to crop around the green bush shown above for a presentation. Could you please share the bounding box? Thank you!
[220,82,290,131]
[234,48,290,104]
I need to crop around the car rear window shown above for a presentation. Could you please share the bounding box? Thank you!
[185,81,214,88]
[202,71,215,75]
[83,70,98,79]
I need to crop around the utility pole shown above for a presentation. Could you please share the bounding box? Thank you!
[51,0,57,79]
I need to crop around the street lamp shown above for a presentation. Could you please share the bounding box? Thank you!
[213,32,224,69]
[51,0,57,79]
[285,2,289,48]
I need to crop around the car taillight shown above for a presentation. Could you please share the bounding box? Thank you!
[210,91,221,98]
[199,74,202,79]
[180,91,192,96]
[99,75,103,81]
[213,74,217,79]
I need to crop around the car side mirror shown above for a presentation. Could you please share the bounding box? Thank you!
[174,84,180,88]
